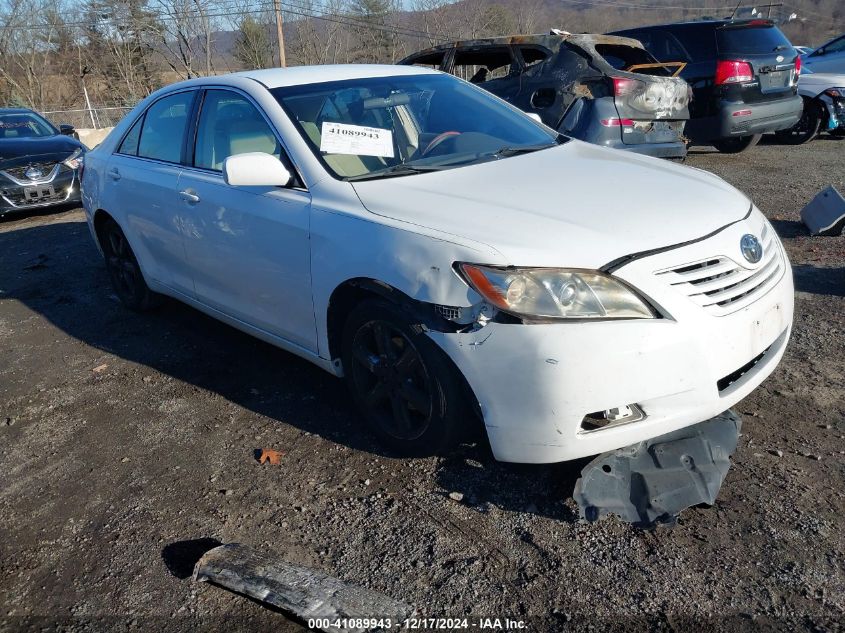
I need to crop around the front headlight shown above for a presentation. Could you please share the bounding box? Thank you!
[62,149,84,170]
[458,263,656,320]
[824,88,845,98]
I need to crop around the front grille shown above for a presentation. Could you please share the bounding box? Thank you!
[655,224,784,316]
[435,304,463,321]
[1,161,58,181]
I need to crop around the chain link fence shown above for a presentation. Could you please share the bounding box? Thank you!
[38,106,134,129]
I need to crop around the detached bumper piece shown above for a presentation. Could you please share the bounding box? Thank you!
[193,543,414,633]
[573,410,742,527]
[801,185,845,236]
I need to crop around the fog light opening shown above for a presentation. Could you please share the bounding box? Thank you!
[580,403,645,433]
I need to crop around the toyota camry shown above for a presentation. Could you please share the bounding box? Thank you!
[81,65,793,463]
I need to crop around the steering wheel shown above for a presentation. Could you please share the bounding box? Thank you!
[422,131,461,156]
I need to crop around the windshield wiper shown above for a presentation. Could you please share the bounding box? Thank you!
[346,163,445,182]
[490,142,559,158]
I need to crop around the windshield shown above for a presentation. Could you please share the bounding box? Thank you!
[272,73,562,180]
[0,112,57,139]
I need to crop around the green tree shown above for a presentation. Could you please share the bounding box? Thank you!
[233,15,273,70]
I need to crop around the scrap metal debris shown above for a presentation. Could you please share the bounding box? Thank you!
[258,448,285,465]
[801,185,845,236]
[193,543,414,633]
[573,411,742,527]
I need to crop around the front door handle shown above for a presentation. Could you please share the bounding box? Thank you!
[179,190,200,204]
[108,168,121,181]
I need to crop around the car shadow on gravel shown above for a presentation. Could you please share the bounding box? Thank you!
[0,220,415,460]
[434,445,590,522]
[792,265,845,297]
[3,218,566,500]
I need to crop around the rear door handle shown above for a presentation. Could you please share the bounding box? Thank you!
[108,168,121,181]
[179,190,200,204]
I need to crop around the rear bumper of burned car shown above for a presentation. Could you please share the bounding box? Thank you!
[0,166,81,215]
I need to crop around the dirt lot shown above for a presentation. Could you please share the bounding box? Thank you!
[1,137,844,632]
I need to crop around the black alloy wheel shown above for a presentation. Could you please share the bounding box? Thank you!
[100,218,161,311]
[774,97,822,145]
[342,299,468,456]
[712,133,762,154]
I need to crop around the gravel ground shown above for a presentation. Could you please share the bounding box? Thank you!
[1,136,843,632]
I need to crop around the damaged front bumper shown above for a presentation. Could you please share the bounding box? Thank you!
[573,410,742,526]
[427,213,793,464]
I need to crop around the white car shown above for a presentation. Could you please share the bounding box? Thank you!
[775,72,845,144]
[81,65,794,464]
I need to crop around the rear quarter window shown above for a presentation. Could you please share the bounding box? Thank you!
[716,24,792,55]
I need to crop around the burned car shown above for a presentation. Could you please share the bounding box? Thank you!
[399,32,692,159]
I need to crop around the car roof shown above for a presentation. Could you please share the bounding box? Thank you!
[615,18,776,31]
[0,107,37,114]
[402,32,646,58]
[230,64,438,89]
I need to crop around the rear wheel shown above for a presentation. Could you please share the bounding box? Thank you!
[99,218,161,311]
[774,97,822,145]
[712,134,762,153]
[342,299,467,456]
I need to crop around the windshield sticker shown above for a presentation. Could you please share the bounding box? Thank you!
[320,122,394,158]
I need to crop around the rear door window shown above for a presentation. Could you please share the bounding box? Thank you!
[117,117,143,155]
[516,46,551,69]
[716,23,792,55]
[452,47,516,84]
[137,91,194,163]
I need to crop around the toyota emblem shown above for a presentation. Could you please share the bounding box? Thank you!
[740,234,763,264]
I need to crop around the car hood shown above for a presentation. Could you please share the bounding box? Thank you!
[351,140,750,269]
[0,135,85,167]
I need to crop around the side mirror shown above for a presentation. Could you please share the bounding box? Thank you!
[59,124,78,138]
[223,152,292,187]
[526,112,543,124]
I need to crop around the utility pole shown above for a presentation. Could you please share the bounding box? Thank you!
[273,0,287,68]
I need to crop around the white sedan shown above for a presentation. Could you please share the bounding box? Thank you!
[81,65,793,463]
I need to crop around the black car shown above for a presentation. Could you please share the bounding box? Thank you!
[611,19,804,153]
[399,33,692,159]
[0,108,86,216]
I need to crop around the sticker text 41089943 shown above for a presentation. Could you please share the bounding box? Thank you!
[319,122,394,158]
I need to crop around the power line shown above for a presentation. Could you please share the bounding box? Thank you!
[0,0,458,40]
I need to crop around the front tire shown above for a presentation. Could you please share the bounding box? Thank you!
[99,218,161,311]
[774,97,822,145]
[341,299,467,456]
[712,134,762,153]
